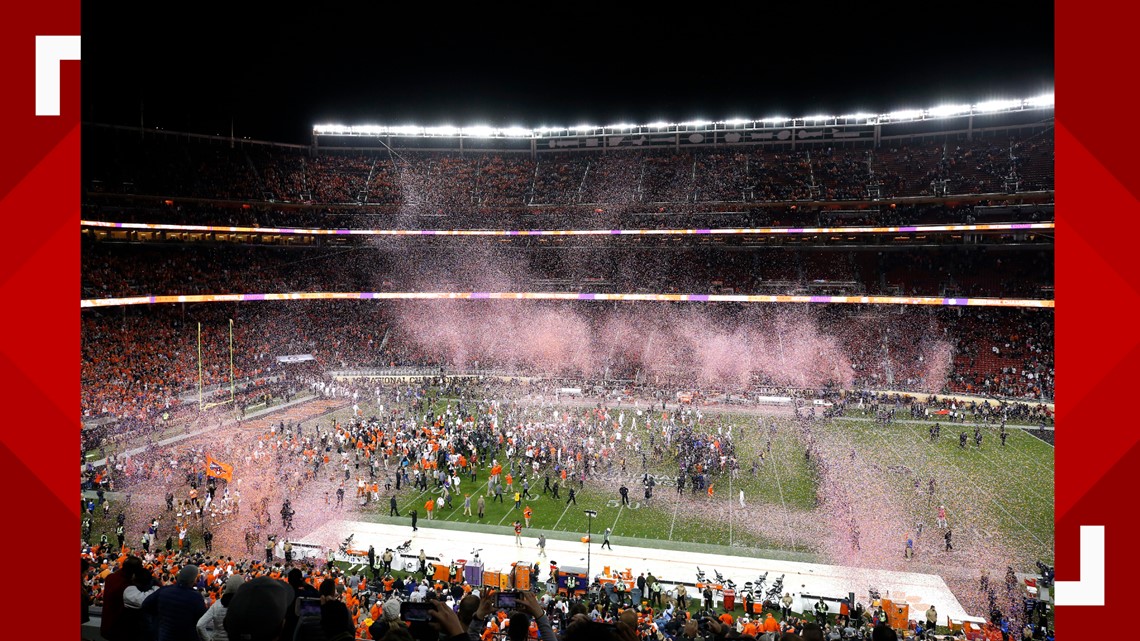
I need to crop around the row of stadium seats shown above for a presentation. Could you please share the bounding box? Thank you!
[81,243,1053,300]
[85,127,1053,207]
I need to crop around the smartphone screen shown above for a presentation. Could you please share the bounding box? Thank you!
[401,601,432,622]
[496,592,518,610]
[298,597,321,618]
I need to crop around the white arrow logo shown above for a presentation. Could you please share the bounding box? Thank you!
[36,35,81,116]
[1054,525,1105,606]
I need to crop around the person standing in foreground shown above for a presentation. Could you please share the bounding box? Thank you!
[196,575,244,641]
[141,564,208,641]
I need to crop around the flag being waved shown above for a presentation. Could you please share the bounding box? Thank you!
[206,455,233,482]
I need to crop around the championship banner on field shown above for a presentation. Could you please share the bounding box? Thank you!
[206,455,234,482]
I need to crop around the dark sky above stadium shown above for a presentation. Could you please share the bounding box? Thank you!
[82,9,1054,145]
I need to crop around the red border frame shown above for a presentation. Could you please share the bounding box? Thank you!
[1053,0,1140,633]
[0,0,80,633]
[4,2,1123,636]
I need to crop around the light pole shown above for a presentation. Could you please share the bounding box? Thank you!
[584,509,597,592]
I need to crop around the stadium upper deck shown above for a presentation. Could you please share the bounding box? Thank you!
[84,101,1052,214]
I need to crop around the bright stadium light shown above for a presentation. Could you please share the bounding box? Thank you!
[463,125,495,138]
[886,108,924,121]
[927,104,972,118]
[974,99,1023,113]
[312,91,1055,137]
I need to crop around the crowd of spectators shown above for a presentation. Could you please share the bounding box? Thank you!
[82,301,398,422]
[81,371,1053,641]
[86,548,1017,641]
[85,126,1054,213]
[82,197,1054,236]
[81,295,1053,424]
[81,241,1053,301]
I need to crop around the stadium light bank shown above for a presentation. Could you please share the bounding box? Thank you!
[312,93,1054,138]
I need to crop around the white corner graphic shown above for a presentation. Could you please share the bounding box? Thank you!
[35,35,81,116]
[1053,525,1105,606]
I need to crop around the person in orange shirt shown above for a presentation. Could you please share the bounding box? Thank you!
[742,618,759,637]
[719,612,734,628]
[523,506,533,527]
[481,619,499,641]
[763,612,780,633]
[425,499,435,520]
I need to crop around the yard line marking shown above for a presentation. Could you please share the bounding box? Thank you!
[669,496,680,540]
[894,421,1048,547]
[958,431,1052,504]
[728,474,733,548]
[869,419,1048,550]
[497,497,519,525]
[398,486,430,513]
[551,498,573,531]
[768,434,797,551]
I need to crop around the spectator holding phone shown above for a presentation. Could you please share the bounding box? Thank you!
[316,578,355,641]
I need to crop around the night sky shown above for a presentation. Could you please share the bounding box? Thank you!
[82,9,1054,145]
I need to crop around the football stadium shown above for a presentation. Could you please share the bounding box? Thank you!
[80,93,1056,641]
[70,0,1070,625]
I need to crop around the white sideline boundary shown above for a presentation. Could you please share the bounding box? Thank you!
[300,520,970,621]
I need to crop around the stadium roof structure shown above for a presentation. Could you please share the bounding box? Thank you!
[313,93,1054,139]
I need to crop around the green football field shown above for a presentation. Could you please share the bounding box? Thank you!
[354,399,1054,570]
[82,396,1054,573]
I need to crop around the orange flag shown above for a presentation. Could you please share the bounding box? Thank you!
[205,455,234,482]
